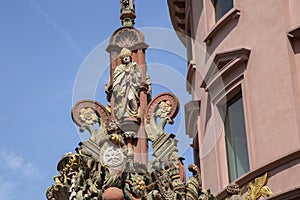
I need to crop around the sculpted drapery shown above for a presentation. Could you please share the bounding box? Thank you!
[112,48,148,119]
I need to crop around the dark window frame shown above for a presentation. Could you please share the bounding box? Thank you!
[224,91,250,182]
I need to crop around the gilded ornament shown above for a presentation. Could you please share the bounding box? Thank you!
[110,133,122,146]
[129,173,146,198]
[245,173,273,200]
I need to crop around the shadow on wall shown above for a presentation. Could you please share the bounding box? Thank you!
[205,18,240,63]
[288,27,300,54]
[289,38,300,54]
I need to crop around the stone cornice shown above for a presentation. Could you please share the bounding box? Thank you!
[167,0,188,47]
[201,47,251,104]
[204,8,240,45]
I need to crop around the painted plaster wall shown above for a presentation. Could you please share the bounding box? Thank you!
[188,0,300,196]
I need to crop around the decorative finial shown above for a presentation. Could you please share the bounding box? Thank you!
[120,0,136,27]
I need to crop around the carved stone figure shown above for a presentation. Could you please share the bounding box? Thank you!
[225,183,242,200]
[186,164,202,200]
[120,0,135,12]
[199,189,216,200]
[113,48,142,119]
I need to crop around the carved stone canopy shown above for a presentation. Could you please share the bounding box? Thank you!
[106,27,148,53]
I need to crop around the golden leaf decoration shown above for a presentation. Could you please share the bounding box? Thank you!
[245,172,273,200]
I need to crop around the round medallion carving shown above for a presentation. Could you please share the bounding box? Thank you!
[71,99,110,127]
[145,92,180,124]
[102,147,125,168]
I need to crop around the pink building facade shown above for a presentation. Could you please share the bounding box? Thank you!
[168,0,300,199]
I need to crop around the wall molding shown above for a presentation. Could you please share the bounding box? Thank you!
[204,8,240,45]
[201,48,251,104]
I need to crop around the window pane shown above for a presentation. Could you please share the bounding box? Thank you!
[225,92,249,182]
[214,0,233,21]
[220,0,233,17]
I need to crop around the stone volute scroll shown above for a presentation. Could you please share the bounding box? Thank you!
[71,99,111,127]
[145,92,180,142]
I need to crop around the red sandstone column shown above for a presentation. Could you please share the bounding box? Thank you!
[135,49,148,165]
[109,51,119,120]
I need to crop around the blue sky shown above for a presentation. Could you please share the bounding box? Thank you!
[0,1,192,199]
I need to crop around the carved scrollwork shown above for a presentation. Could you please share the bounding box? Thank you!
[145,92,180,141]
[46,153,81,200]
[123,172,146,199]
[71,99,110,127]
[46,184,69,200]
[146,92,180,124]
